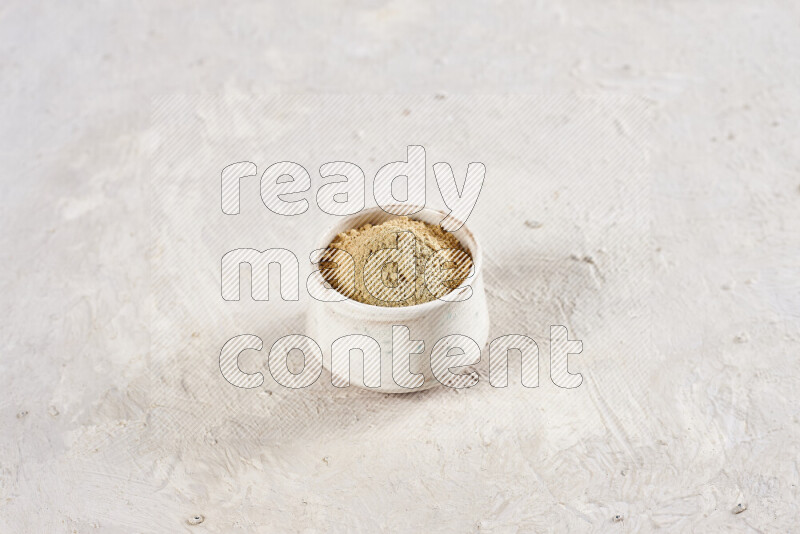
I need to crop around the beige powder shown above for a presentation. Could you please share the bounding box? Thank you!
[322,216,472,307]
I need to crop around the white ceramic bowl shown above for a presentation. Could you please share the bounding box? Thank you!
[306,206,489,393]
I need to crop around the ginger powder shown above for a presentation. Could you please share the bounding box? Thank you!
[322,217,472,307]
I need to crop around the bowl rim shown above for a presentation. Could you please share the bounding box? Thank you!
[309,205,483,319]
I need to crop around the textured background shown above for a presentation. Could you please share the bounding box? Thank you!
[1,2,799,533]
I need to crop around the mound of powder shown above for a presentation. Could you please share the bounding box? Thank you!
[323,216,472,307]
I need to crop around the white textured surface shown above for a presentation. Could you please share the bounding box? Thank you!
[1,2,799,533]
